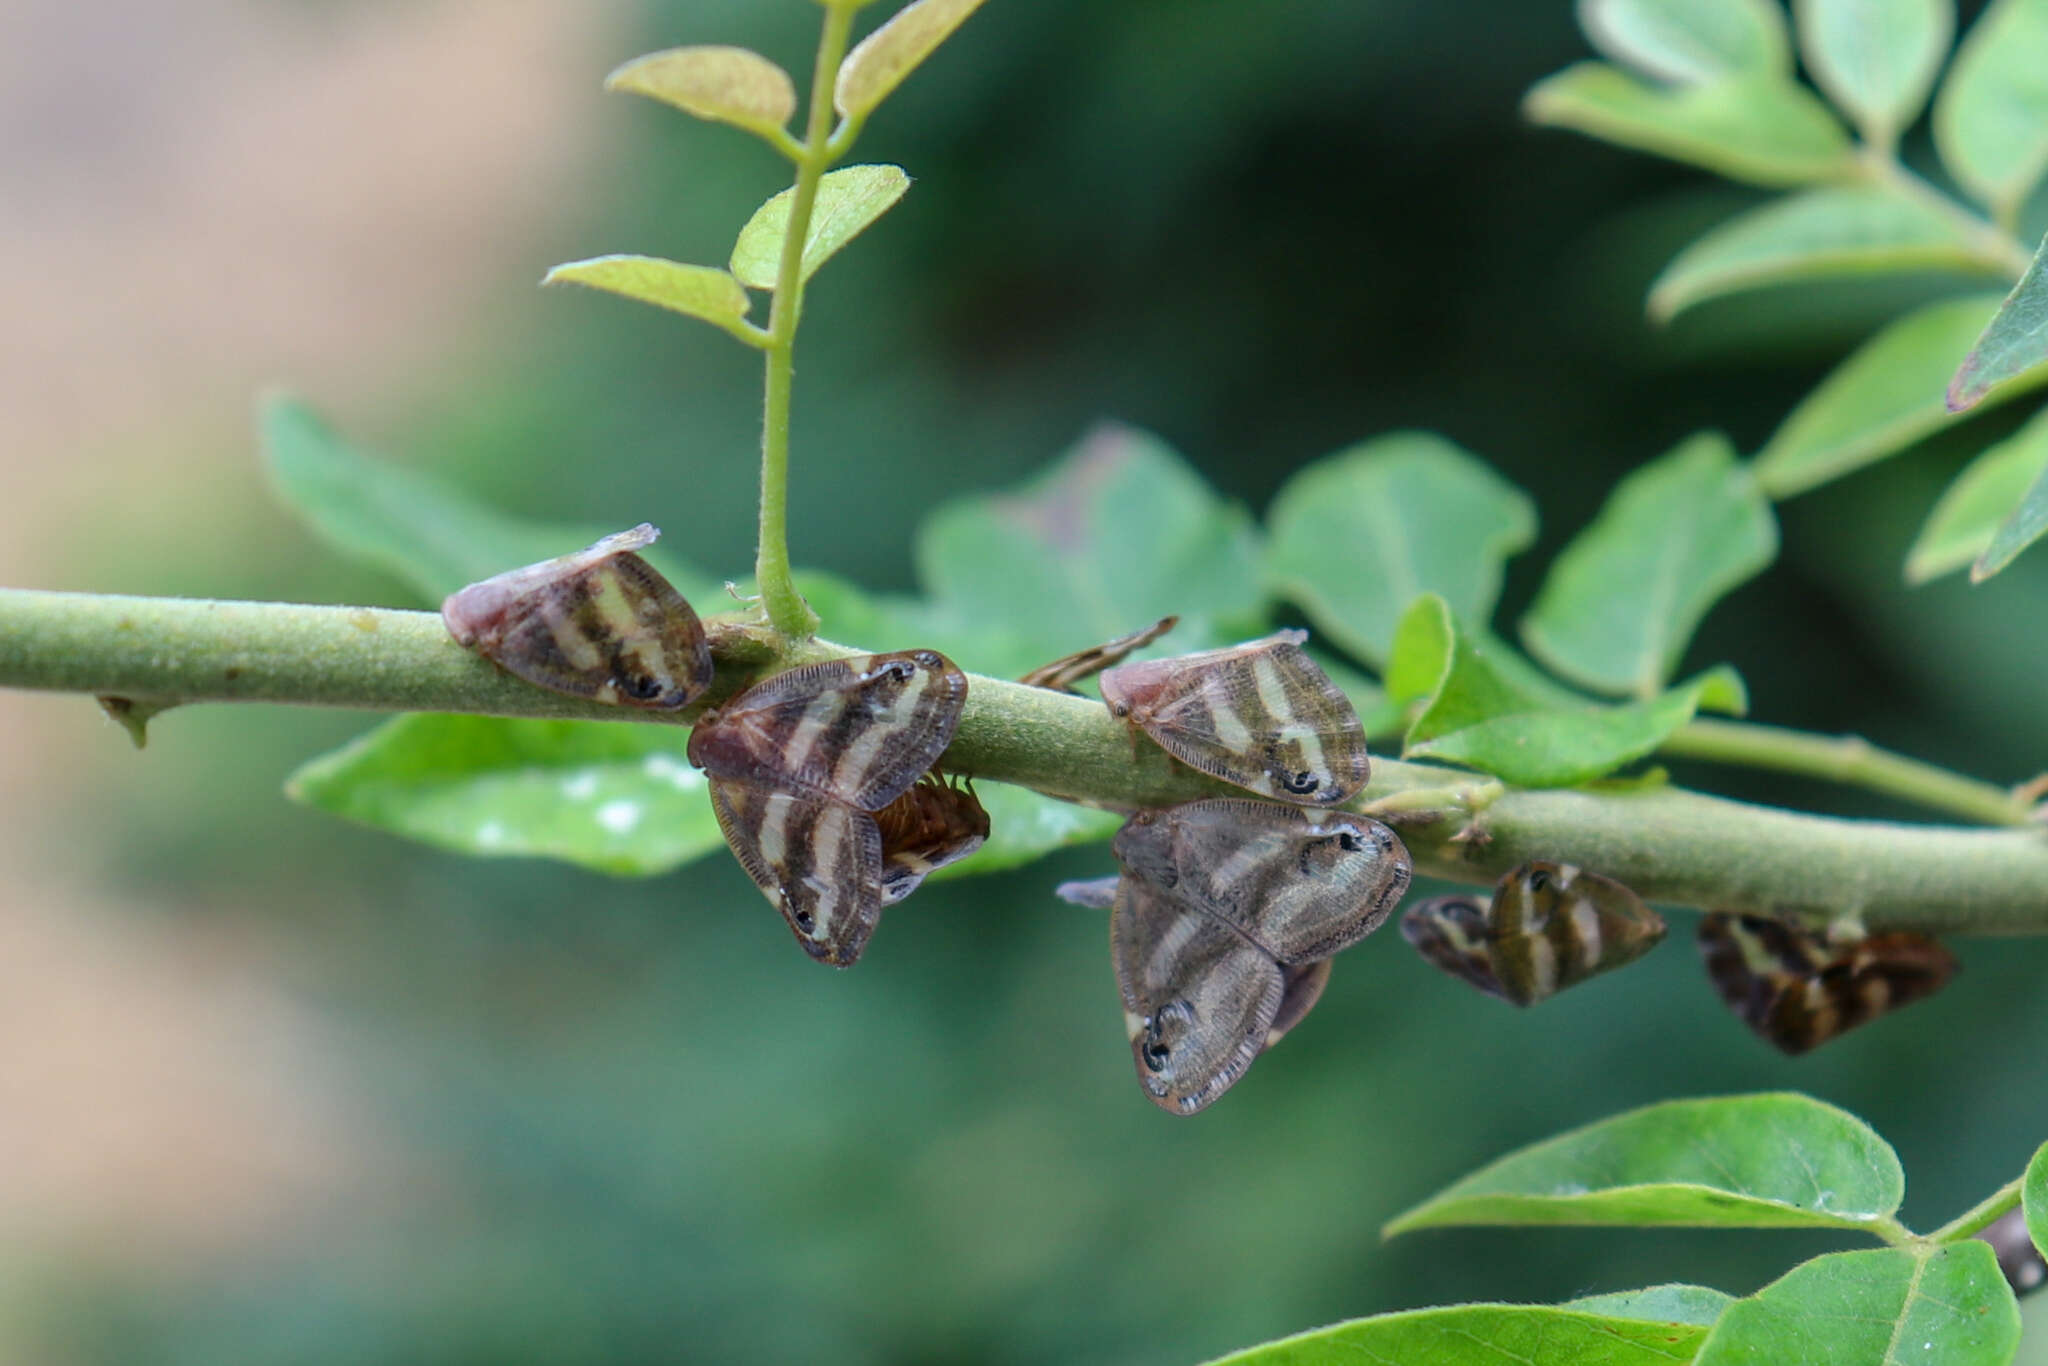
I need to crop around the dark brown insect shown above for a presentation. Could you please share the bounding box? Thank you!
[1099,630,1369,805]
[872,772,990,905]
[1106,798,1411,1114]
[1018,616,1178,693]
[1401,861,1667,1006]
[689,650,970,965]
[1697,911,1958,1054]
[441,524,713,709]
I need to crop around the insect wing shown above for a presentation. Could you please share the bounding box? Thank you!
[1266,958,1333,1049]
[1113,799,1410,962]
[873,775,989,906]
[1111,876,1284,1115]
[1053,876,1120,910]
[1018,616,1178,693]
[1484,861,1667,1006]
[689,650,967,809]
[441,524,713,709]
[709,777,884,967]
[1400,892,1511,1001]
[1100,631,1369,805]
[1698,912,1957,1054]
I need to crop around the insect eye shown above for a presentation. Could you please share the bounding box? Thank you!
[1526,867,1551,892]
[623,673,663,700]
[1337,830,1363,852]
[1278,769,1321,795]
[792,907,817,932]
[1140,1022,1172,1072]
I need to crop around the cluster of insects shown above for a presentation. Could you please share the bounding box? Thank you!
[443,529,1964,1110]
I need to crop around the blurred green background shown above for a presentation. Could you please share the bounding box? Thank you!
[3,1,2046,1362]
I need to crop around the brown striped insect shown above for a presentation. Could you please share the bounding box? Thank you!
[1088,798,1410,1114]
[441,524,713,710]
[1099,630,1369,805]
[1697,911,1958,1054]
[1018,616,1178,693]
[873,772,989,905]
[1400,861,1667,1007]
[689,650,969,965]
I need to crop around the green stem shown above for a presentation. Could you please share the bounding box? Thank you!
[1922,1175,2027,1245]
[12,586,2048,934]
[1659,718,2039,827]
[752,0,862,641]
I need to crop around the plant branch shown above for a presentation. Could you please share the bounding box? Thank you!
[10,587,2048,935]
[753,0,862,641]
[1660,718,2040,827]
[1854,147,2034,279]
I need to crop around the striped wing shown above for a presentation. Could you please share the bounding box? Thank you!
[709,777,884,967]
[1400,892,1510,1000]
[688,650,967,810]
[1697,911,1957,1054]
[1111,876,1284,1115]
[873,774,989,906]
[441,524,712,710]
[1486,862,1665,1005]
[1100,631,1369,805]
[1112,799,1410,963]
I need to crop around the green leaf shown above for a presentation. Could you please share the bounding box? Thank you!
[604,45,797,141]
[1751,293,2022,499]
[836,0,988,120]
[1793,0,1951,146]
[1948,232,2048,413]
[915,424,1265,677]
[542,256,756,342]
[1521,433,1777,696]
[1648,187,1989,322]
[1977,440,2048,581]
[729,164,910,290]
[1935,0,2048,220]
[1394,595,1744,787]
[1205,1304,1709,1366]
[1566,1285,1735,1328]
[261,395,720,606]
[1695,1243,2021,1366]
[1577,0,1790,84]
[1263,432,1537,668]
[1383,1093,1904,1237]
[1903,405,2048,583]
[2024,1141,2048,1265]
[1524,63,1855,188]
[287,715,723,878]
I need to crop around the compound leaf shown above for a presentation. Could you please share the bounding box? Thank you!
[1794,0,1951,146]
[2025,1141,2048,1265]
[1935,0,2048,220]
[1566,1285,1735,1328]
[605,45,797,141]
[543,256,756,341]
[1384,1094,1905,1238]
[1948,232,2048,413]
[836,0,988,119]
[1577,0,1790,84]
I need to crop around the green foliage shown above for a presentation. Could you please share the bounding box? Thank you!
[1577,0,1791,85]
[1647,187,1988,322]
[1905,406,2048,583]
[2026,1141,2048,1267]
[1950,233,2048,415]
[604,45,798,142]
[1203,1304,1709,1365]
[1521,433,1774,696]
[1381,1094,1905,1237]
[836,0,990,119]
[1565,1285,1736,1326]
[1263,432,1536,668]
[1935,0,2048,221]
[729,164,911,289]
[288,714,721,878]
[1793,0,1949,148]
[542,256,758,344]
[1695,1243,2019,1365]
